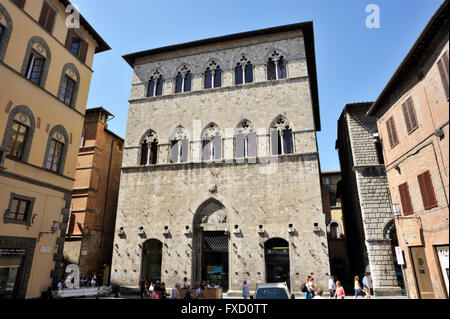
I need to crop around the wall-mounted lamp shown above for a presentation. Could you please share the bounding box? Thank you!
[288,224,295,234]
[372,133,380,144]
[138,227,146,237]
[51,221,59,233]
[258,225,265,234]
[433,128,444,138]
[392,204,401,217]
[184,226,191,235]
[118,227,126,238]
[163,226,170,236]
[233,225,241,234]
[313,223,321,233]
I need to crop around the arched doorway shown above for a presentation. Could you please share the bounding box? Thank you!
[384,221,406,293]
[141,239,162,283]
[264,238,290,288]
[193,199,229,292]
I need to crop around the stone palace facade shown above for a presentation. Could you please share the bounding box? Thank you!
[110,22,330,295]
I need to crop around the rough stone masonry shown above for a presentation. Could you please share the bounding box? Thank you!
[110,23,330,295]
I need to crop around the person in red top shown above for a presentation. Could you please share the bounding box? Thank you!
[334,281,346,299]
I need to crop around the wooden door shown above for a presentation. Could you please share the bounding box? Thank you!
[410,247,435,299]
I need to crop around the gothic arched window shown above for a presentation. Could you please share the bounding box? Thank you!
[148,70,164,97]
[267,51,287,81]
[202,124,222,161]
[330,222,339,239]
[235,120,257,159]
[140,131,158,165]
[235,56,253,85]
[205,61,221,89]
[175,65,192,93]
[170,127,189,163]
[270,116,293,155]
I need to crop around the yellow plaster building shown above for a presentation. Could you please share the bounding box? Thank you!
[0,0,109,299]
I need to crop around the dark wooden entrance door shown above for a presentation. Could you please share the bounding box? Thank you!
[410,246,435,299]
[264,238,290,289]
[201,231,228,292]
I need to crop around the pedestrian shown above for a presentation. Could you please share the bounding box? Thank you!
[309,278,316,297]
[354,276,365,299]
[313,288,325,299]
[242,280,250,299]
[362,273,372,299]
[183,277,189,289]
[184,285,192,300]
[57,280,64,291]
[91,275,97,287]
[161,282,167,299]
[328,275,336,299]
[151,289,160,299]
[334,281,345,299]
[302,276,313,299]
[171,283,181,299]
[148,281,155,296]
[139,277,147,299]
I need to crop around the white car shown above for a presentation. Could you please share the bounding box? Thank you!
[252,282,295,299]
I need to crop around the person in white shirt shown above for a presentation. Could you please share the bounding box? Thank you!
[328,276,336,299]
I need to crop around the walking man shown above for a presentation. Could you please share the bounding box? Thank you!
[362,273,372,299]
[328,275,336,299]
[242,280,250,299]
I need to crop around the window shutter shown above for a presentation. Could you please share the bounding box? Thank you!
[418,171,437,210]
[65,28,74,51]
[39,2,56,33]
[13,0,27,8]
[39,2,50,27]
[79,40,89,64]
[402,102,412,133]
[437,51,449,100]
[386,117,398,148]
[407,97,418,131]
[399,183,413,215]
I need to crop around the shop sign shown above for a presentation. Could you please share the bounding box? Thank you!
[0,248,26,256]
[395,246,405,265]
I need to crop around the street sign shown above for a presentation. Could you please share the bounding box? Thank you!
[395,246,405,265]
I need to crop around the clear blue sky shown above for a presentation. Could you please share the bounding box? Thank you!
[71,0,445,171]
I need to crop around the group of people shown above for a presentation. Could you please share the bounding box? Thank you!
[138,278,168,299]
[139,277,222,299]
[304,273,372,299]
[56,274,97,290]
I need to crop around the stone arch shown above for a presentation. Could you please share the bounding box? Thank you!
[169,126,190,163]
[270,114,292,130]
[0,2,13,61]
[1,105,36,162]
[43,125,69,175]
[57,63,81,108]
[21,36,52,88]
[327,220,343,239]
[192,198,229,291]
[264,237,291,288]
[382,219,396,240]
[173,63,193,79]
[235,119,255,135]
[148,68,165,81]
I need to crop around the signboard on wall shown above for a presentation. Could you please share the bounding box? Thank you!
[0,248,26,256]
[395,247,405,265]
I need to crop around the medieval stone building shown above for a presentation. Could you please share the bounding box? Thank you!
[336,103,404,296]
[110,22,330,295]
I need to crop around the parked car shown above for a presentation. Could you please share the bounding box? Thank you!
[252,282,295,299]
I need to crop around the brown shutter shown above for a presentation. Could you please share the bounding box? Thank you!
[79,40,88,64]
[437,51,449,100]
[38,2,56,33]
[399,183,413,216]
[13,0,27,8]
[38,2,50,27]
[402,102,412,133]
[65,28,74,51]
[45,7,56,33]
[407,97,418,131]
[386,117,398,148]
[418,171,438,210]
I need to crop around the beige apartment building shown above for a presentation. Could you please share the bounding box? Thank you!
[0,0,109,299]
[368,0,449,299]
